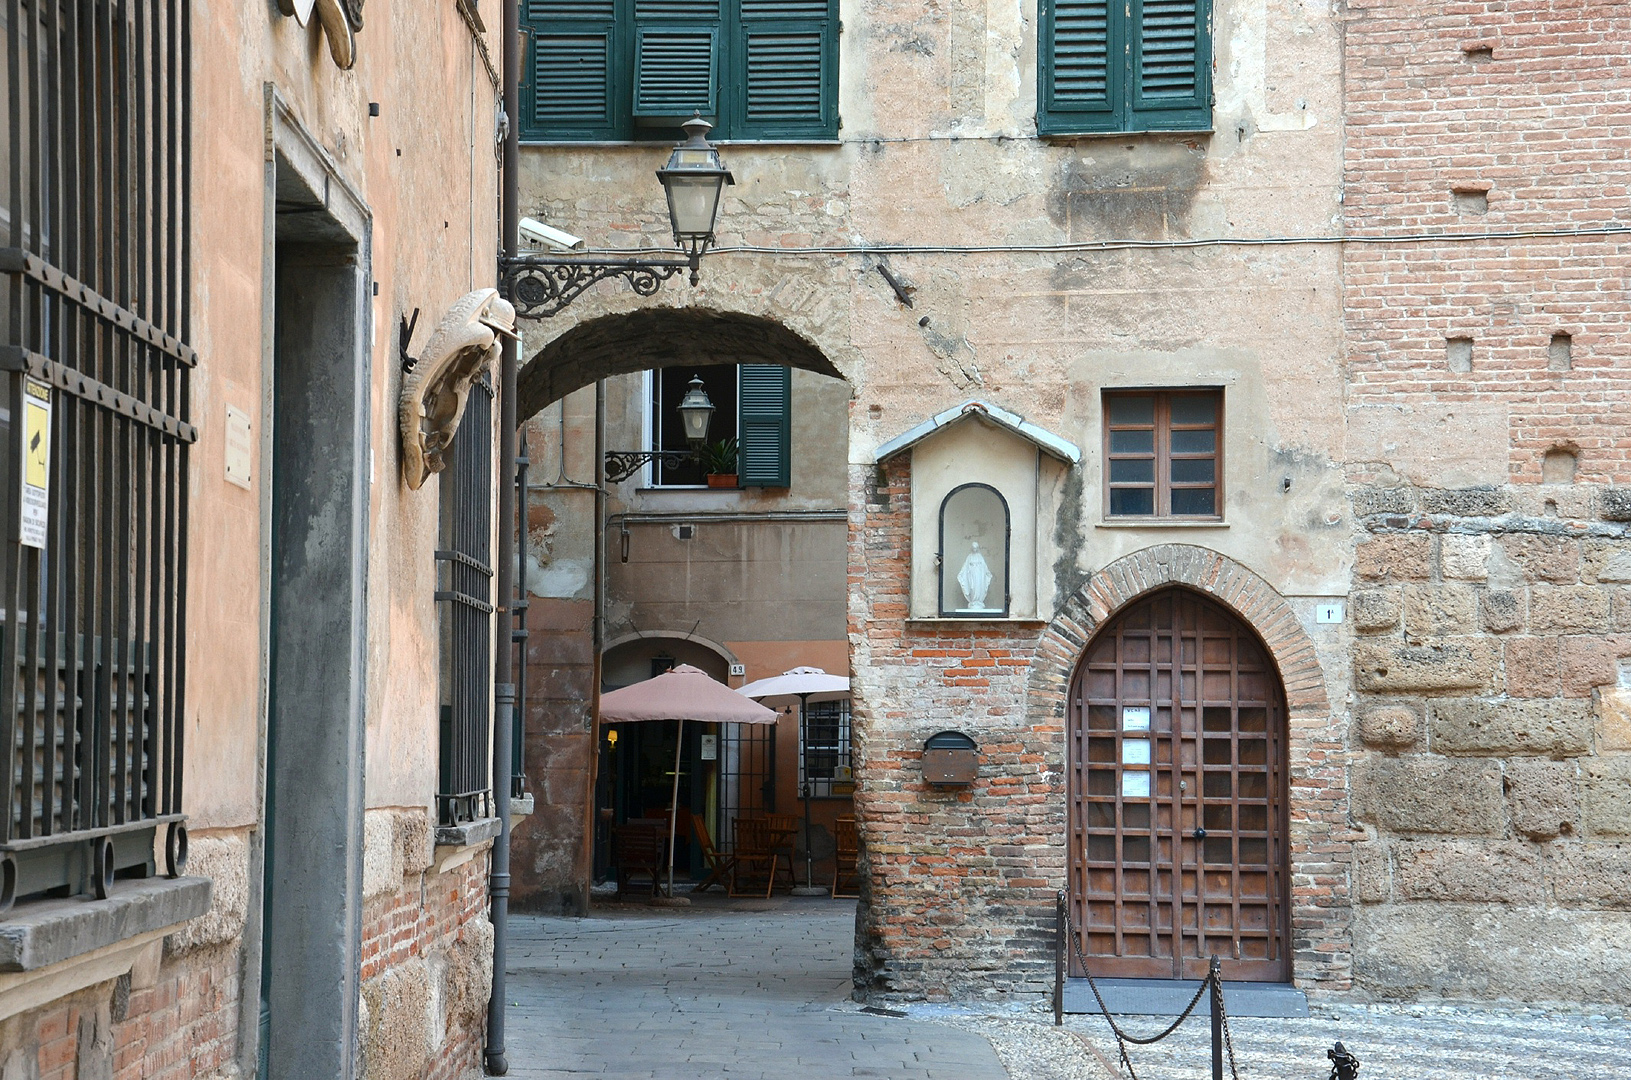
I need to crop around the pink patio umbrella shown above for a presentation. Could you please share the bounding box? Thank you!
[599,664,778,897]
[736,666,850,893]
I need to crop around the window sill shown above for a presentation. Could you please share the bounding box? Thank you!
[432,816,502,875]
[520,138,842,149]
[1097,519,1229,529]
[1038,129,1214,142]
[0,876,212,1022]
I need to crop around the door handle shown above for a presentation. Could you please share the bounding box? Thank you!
[1192,828,1207,839]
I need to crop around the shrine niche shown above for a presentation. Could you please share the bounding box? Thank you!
[871,399,1079,622]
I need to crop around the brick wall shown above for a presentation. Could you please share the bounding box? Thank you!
[359,849,494,1080]
[1343,1,1631,1005]
[851,455,1064,1000]
[0,942,241,1080]
[1344,0,1631,484]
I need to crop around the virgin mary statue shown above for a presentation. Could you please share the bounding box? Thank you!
[956,542,994,611]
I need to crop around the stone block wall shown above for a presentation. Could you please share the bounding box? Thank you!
[358,809,494,1080]
[1348,492,1631,1004]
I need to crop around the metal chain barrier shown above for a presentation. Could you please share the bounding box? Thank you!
[1056,890,1243,1080]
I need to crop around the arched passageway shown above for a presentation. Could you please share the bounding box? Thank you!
[1067,586,1292,982]
[517,306,845,420]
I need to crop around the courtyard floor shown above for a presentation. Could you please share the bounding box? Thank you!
[502,894,1629,1080]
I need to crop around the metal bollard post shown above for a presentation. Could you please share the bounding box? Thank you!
[1054,891,1065,1027]
[1209,955,1224,1080]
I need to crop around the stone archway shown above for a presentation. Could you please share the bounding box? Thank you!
[517,306,846,420]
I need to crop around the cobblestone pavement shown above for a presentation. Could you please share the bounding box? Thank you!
[503,895,1631,1080]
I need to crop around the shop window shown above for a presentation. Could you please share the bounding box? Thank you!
[1038,0,1214,136]
[938,484,1011,617]
[1104,389,1222,519]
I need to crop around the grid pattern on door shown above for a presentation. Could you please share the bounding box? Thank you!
[1068,588,1289,981]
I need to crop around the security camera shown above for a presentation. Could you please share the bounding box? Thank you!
[519,218,586,252]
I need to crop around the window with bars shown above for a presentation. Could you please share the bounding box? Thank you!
[799,698,851,797]
[1038,0,1213,135]
[436,383,495,827]
[1103,390,1221,519]
[521,0,837,141]
[2,0,193,905]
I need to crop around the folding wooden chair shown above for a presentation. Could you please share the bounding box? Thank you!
[685,808,737,893]
[730,817,778,899]
[832,816,860,898]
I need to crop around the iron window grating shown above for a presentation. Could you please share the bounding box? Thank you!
[2,0,194,903]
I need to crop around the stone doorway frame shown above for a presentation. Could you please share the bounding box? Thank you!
[1027,544,1353,991]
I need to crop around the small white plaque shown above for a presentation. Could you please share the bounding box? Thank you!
[18,379,51,549]
[1122,706,1151,731]
[1121,772,1151,799]
[225,406,253,489]
[700,733,718,761]
[1122,739,1151,766]
[729,663,746,677]
[1316,603,1344,624]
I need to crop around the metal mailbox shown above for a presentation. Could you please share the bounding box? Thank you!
[922,730,979,786]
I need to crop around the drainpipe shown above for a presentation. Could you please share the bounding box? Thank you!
[485,0,521,1073]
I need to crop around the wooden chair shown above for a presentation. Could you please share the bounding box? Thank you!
[684,808,736,893]
[730,817,779,899]
[763,812,800,891]
[832,817,860,898]
[612,820,665,897]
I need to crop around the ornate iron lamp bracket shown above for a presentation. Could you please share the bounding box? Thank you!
[602,448,702,484]
[500,255,694,319]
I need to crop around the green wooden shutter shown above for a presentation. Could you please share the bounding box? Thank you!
[737,364,791,488]
[1128,0,1211,129]
[1039,0,1211,135]
[1038,0,1117,135]
[733,0,836,139]
[633,0,721,122]
[522,0,622,139]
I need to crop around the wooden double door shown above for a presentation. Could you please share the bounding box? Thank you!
[1068,588,1291,981]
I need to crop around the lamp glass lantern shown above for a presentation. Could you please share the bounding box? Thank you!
[677,376,715,446]
[655,115,735,276]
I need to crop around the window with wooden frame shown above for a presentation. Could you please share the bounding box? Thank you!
[1103,390,1221,519]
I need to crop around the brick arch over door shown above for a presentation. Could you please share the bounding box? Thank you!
[1027,545,1330,726]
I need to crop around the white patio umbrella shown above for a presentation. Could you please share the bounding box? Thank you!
[600,664,778,897]
[736,666,851,893]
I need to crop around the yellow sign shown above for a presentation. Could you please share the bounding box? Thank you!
[19,379,51,548]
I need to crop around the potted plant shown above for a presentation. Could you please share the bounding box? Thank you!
[702,438,738,488]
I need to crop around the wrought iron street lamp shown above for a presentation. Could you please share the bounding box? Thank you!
[603,375,717,482]
[501,115,735,318]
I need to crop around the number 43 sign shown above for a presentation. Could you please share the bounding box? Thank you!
[19,378,51,549]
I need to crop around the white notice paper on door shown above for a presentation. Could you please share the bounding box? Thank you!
[1122,706,1151,731]
[1122,772,1151,798]
[1122,739,1151,765]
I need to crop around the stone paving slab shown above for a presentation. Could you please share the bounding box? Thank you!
[502,897,1007,1080]
[503,895,1631,1080]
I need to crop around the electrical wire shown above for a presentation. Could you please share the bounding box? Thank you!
[567,223,1631,260]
